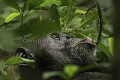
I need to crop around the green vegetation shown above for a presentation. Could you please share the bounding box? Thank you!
[0,0,113,80]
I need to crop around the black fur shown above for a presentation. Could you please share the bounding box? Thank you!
[13,32,111,80]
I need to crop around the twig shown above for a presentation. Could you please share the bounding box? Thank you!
[95,1,103,46]
[86,5,96,15]
[20,0,27,27]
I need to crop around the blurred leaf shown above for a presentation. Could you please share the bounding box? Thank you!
[76,0,94,7]
[75,9,86,14]
[109,37,114,54]
[98,43,113,62]
[4,12,20,23]
[64,65,79,78]
[16,11,61,37]
[97,0,113,11]
[1,66,14,80]
[0,16,4,25]
[78,10,98,29]
[40,0,61,7]
[43,71,67,80]
[50,4,60,25]
[63,0,76,31]
[5,56,25,65]
[67,11,98,37]
[5,56,34,65]
[2,21,19,26]
[103,29,113,37]
[2,0,19,10]
[97,63,112,73]
[60,0,67,5]
[70,15,83,29]
[26,0,44,10]
[0,29,16,51]
[0,60,8,71]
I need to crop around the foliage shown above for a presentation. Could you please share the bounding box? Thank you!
[0,0,113,80]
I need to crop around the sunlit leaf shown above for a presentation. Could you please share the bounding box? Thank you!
[75,9,86,14]
[5,56,34,65]
[5,57,25,65]
[5,12,20,23]
[109,37,114,54]
[64,65,79,78]
[43,71,65,80]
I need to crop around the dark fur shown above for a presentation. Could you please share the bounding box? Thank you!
[13,32,111,80]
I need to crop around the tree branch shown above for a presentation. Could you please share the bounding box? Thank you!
[95,1,103,46]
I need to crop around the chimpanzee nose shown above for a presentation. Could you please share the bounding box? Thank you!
[82,37,93,43]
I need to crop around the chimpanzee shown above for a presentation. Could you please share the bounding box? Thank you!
[13,32,111,80]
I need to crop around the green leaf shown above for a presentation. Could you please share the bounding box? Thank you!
[43,71,66,80]
[75,9,86,14]
[64,65,79,78]
[40,0,61,7]
[16,12,61,37]
[103,29,113,37]
[21,58,35,63]
[5,56,34,65]
[26,0,44,10]
[2,0,19,10]
[0,60,8,71]
[50,4,60,25]
[62,0,76,31]
[5,12,20,23]
[109,37,114,54]
[78,11,98,29]
[98,43,113,62]
[0,29,16,51]
[68,11,98,35]
[5,56,25,65]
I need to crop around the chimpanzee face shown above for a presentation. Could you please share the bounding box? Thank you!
[34,32,95,70]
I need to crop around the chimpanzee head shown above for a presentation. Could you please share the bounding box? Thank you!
[15,32,96,71]
[34,32,96,70]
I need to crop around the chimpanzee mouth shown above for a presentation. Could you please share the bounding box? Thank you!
[81,43,95,49]
[79,37,95,48]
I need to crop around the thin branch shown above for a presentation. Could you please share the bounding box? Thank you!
[20,0,27,27]
[86,5,96,15]
[95,1,103,46]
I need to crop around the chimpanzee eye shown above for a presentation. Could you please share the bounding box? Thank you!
[66,35,71,39]
[51,33,60,40]
[54,36,60,40]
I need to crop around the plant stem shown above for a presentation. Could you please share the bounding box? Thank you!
[95,0,103,46]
